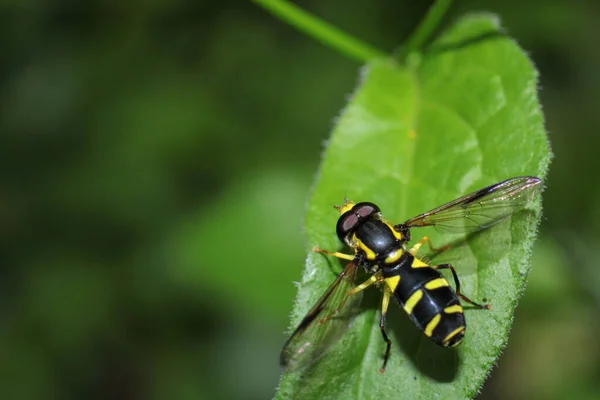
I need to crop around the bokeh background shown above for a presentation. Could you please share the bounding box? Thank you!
[2,1,599,399]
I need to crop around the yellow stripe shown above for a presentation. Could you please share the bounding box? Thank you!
[384,221,403,240]
[444,304,463,314]
[424,314,441,337]
[403,290,423,315]
[385,276,400,292]
[357,240,376,260]
[384,249,403,264]
[443,326,466,346]
[411,258,429,268]
[424,278,449,290]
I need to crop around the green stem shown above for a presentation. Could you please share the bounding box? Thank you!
[401,0,453,59]
[254,0,387,63]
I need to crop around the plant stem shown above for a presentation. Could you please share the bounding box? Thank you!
[401,0,453,59]
[254,0,387,63]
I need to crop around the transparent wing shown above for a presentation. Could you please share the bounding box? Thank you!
[401,176,542,233]
[280,262,362,372]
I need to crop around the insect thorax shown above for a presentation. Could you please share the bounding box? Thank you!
[352,219,405,262]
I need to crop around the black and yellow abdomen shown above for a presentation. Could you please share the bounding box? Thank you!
[383,253,466,347]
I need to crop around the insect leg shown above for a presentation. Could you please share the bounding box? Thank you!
[434,263,491,310]
[408,236,449,257]
[318,274,381,324]
[313,246,355,261]
[379,288,392,373]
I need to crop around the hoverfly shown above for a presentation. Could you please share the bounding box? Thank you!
[281,176,542,372]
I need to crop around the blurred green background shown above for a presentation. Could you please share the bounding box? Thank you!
[2,1,599,399]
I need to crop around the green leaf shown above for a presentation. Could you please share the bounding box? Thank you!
[276,13,551,400]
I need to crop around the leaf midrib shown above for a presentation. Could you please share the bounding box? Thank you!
[353,62,423,399]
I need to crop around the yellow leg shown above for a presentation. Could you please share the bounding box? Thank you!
[408,236,449,256]
[319,274,381,324]
[313,246,355,261]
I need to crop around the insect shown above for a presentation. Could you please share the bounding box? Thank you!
[280,176,542,373]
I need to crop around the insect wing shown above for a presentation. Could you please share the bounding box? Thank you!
[280,262,361,372]
[402,176,542,233]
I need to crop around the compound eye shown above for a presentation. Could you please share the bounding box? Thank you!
[336,211,359,242]
[353,202,380,218]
